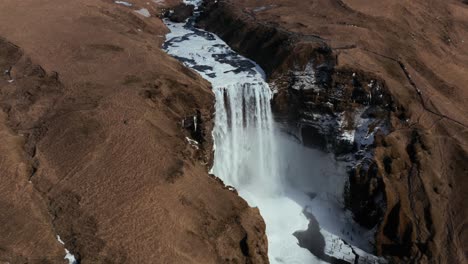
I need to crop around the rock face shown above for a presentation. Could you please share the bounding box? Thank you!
[0,0,268,263]
[198,0,468,263]
[167,3,195,23]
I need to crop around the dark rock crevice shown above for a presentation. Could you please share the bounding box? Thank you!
[239,234,250,257]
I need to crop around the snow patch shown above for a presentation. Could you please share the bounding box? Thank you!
[114,1,132,7]
[290,62,320,91]
[57,235,65,245]
[56,235,77,264]
[337,112,356,143]
[185,137,199,149]
[64,249,77,264]
[135,8,151,17]
[183,0,203,6]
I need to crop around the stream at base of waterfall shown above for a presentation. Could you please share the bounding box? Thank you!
[164,2,386,263]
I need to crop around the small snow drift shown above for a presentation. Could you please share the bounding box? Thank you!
[114,1,132,7]
[56,236,77,264]
[135,8,150,17]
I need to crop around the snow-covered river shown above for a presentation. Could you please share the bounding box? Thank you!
[163,1,385,263]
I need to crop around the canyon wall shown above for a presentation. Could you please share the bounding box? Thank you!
[197,0,468,263]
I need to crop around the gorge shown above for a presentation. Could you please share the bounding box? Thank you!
[164,1,385,263]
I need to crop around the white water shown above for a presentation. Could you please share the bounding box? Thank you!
[163,4,385,263]
[211,83,280,195]
[164,18,322,263]
[211,83,326,264]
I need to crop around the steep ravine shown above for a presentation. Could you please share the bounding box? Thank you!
[195,0,394,253]
[164,1,387,263]
[195,1,468,263]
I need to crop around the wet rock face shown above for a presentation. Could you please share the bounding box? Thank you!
[273,57,395,231]
[271,53,393,230]
[273,60,393,151]
[167,3,194,23]
[345,158,385,229]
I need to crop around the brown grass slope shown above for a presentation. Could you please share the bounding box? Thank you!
[0,0,268,263]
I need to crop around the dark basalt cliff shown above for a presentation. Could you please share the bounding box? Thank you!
[197,0,468,263]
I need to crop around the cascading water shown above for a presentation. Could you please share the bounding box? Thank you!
[163,14,319,262]
[210,82,324,263]
[164,2,386,263]
[211,83,281,196]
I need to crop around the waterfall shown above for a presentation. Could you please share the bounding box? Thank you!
[210,82,321,264]
[163,15,333,263]
[163,16,315,261]
[211,82,281,197]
